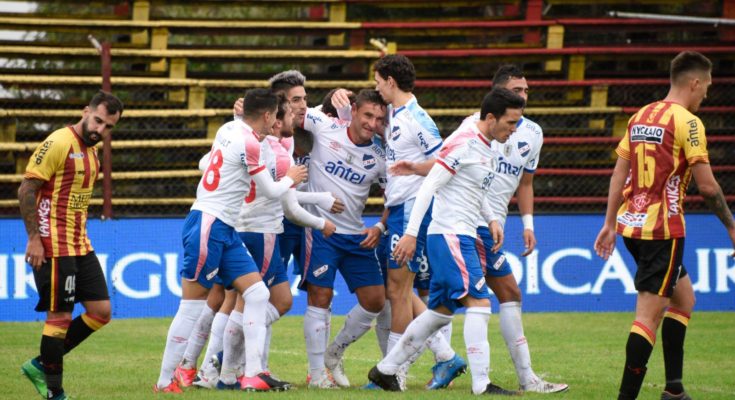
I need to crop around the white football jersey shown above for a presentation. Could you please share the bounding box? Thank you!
[462,113,543,228]
[384,95,443,207]
[428,122,500,237]
[302,108,386,234]
[236,135,294,233]
[192,119,265,228]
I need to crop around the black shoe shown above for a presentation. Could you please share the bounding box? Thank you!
[240,372,291,392]
[368,366,401,392]
[482,382,520,396]
[661,391,692,400]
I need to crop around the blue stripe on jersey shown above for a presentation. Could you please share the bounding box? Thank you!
[407,101,441,140]
[392,105,406,117]
[424,142,442,156]
[524,167,536,174]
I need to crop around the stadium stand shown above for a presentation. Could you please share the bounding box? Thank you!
[1,0,733,216]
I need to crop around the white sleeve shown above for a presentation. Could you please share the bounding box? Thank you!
[295,191,335,211]
[405,163,453,237]
[198,151,211,172]
[281,189,326,229]
[480,195,498,225]
[251,170,295,199]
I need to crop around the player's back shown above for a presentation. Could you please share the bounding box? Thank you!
[193,120,264,228]
[616,101,709,240]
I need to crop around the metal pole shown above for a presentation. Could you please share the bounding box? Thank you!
[608,11,735,26]
[88,35,114,220]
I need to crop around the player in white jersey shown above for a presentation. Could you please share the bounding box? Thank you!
[154,89,307,393]
[368,88,525,395]
[297,89,388,389]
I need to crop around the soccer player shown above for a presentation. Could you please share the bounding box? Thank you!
[368,87,524,395]
[18,91,123,400]
[154,89,307,393]
[594,51,735,400]
[299,89,388,388]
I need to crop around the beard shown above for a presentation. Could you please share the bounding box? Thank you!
[81,119,101,146]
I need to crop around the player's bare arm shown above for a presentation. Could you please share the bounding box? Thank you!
[691,162,735,256]
[18,177,46,269]
[594,156,630,260]
[388,158,436,177]
[517,173,537,257]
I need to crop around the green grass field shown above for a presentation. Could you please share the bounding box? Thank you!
[2,312,734,399]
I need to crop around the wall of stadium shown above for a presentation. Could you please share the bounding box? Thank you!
[1,215,733,321]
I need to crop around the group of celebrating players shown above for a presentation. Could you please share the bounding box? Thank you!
[21,50,733,400]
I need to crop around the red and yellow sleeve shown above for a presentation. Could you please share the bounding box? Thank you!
[677,115,709,165]
[24,132,67,181]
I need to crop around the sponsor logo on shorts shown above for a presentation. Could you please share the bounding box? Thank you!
[475,276,486,291]
[617,212,647,228]
[493,254,506,270]
[313,264,329,278]
[666,175,681,216]
[267,276,275,286]
[630,124,664,144]
[206,268,219,281]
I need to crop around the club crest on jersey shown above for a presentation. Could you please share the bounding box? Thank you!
[363,154,377,170]
[517,141,530,157]
[632,193,649,211]
[390,126,401,141]
[630,124,664,144]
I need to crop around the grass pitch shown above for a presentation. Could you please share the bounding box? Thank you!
[2,312,734,399]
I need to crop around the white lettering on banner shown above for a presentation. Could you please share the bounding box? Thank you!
[590,250,636,294]
[715,249,735,293]
[111,253,162,299]
[542,248,592,294]
[525,251,540,294]
[14,254,35,299]
[692,249,711,293]
[165,253,181,297]
[0,255,7,299]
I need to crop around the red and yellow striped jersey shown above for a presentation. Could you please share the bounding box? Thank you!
[615,101,709,240]
[24,126,99,257]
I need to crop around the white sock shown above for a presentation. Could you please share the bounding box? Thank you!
[425,329,455,363]
[181,303,215,369]
[499,301,536,386]
[157,299,205,388]
[465,307,492,394]
[242,281,270,377]
[262,303,281,371]
[304,306,330,380]
[386,331,402,356]
[378,310,452,375]
[439,321,453,349]
[220,311,244,384]
[331,304,378,359]
[201,312,228,369]
[375,301,392,357]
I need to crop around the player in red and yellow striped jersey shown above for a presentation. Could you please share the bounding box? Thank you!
[595,52,735,400]
[18,91,123,400]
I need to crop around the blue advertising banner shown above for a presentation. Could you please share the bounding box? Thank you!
[1,215,733,321]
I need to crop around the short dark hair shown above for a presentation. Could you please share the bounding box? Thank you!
[492,64,525,88]
[480,87,526,121]
[374,54,416,92]
[243,88,278,119]
[670,51,712,84]
[268,70,306,94]
[354,89,387,109]
[321,88,356,117]
[276,92,290,120]
[89,90,123,116]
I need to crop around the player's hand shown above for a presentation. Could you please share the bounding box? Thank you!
[331,89,353,110]
[329,195,345,214]
[594,225,617,260]
[520,229,536,257]
[25,235,46,270]
[321,220,337,238]
[489,221,504,253]
[393,235,417,266]
[286,165,308,185]
[389,160,416,176]
[359,226,382,249]
[233,97,244,117]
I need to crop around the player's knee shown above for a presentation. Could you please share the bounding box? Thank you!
[83,312,111,331]
[273,296,293,316]
[360,296,385,313]
[243,281,270,305]
[307,285,333,308]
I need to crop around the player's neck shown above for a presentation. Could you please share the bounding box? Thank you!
[391,91,413,108]
[663,88,692,111]
[347,125,370,145]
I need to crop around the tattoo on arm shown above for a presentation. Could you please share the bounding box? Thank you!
[704,187,735,230]
[18,179,44,236]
